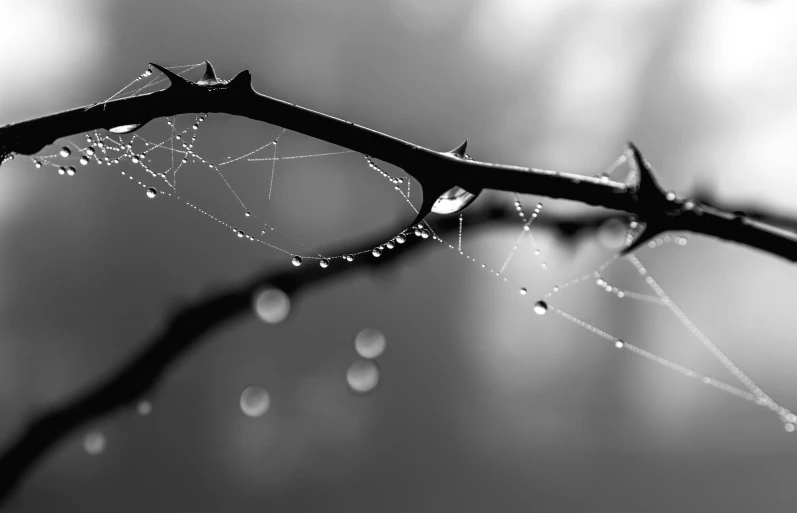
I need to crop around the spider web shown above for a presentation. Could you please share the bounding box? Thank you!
[23,63,796,433]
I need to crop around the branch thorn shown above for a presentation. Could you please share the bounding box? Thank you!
[196,61,223,86]
[448,139,468,158]
[149,63,191,90]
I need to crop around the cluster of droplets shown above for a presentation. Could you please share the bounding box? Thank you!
[364,155,404,185]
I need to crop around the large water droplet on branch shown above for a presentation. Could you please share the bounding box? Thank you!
[431,186,479,215]
[110,124,142,134]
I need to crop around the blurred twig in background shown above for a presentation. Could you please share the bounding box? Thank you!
[0,191,795,506]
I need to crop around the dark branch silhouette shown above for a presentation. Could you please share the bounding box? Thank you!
[2,61,797,261]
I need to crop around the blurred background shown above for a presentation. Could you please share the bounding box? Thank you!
[2,0,797,511]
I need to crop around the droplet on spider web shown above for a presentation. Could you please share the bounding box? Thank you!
[396,234,406,244]
[372,248,382,257]
[146,187,157,199]
[598,217,630,251]
[533,301,548,315]
[253,287,291,324]
[83,431,106,455]
[59,147,71,158]
[239,385,270,417]
[79,156,90,165]
[354,328,386,359]
[519,287,527,295]
[345,254,354,262]
[66,167,76,177]
[347,360,380,394]
[291,256,302,267]
[320,258,330,268]
[58,166,66,175]
[110,124,142,134]
[33,160,42,168]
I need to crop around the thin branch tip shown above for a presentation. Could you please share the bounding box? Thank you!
[449,139,468,158]
[149,63,190,88]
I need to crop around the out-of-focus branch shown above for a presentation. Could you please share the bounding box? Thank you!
[0,189,795,506]
[2,61,797,261]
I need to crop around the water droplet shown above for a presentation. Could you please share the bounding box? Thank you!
[58,166,66,175]
[533,301,548,315]
[431,186,480,215]
[33,160,42,168]
[597,217,630,251]
[245,211,251,217]
[253,287,290,324]
[519,287,527,295]
[346,360,380,394]
[395,234,406,244]
[345,254,354,262]
[192,124,199,130]
[110,124,141,134]
[236,230,244,238]
[372,248,382,257]
[59,147,71,158]
[291,256,302,266]
[414,229,422,237]
[143,67,153,77]
[83,431,106,455]
[131,155,139,164]
[320,258,330,268]
[354,328,386,359]
[137,400,152,416]
[85,147,95,156]
[666,191,676,201]
[79,156,90,165]
[785,423,795,433]
[240,386,270,417]
[385,241,395,249]
[614,339,624,349]
[421,230,430,239]
[66,166,76,177]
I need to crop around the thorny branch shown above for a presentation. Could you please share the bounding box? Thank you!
[2,61,797,506]
[1,61,797,261]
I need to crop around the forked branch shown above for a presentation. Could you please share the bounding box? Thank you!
[1,61,796,260]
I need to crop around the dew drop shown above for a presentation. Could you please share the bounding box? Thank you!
[519,287,527,295]
[236,230,244,238]
[33,160,42,168]
[345,254,354,262]
[372,248,382,257]
[58,166,66,175]
[395,234,406,244]
[253,287,290,323]
[785,423,795,433]
[245,211,251,217]
[239,386,270,417]
[291,256,302,266]
[320,258,330,268]
[421,230,430,239]
[414,229,422,237]
[354,328,386,359]
[85,147,95,156]
[431,186,480,215]
[137,400,152,416]
[83,431,106,455]
[598,217,630,251]
[110,124,141,134]
[533,301,548,315]
[79,156,90,165]
[131,155,139,164]
[385,241,395,249]
[192,124,199,130]
[614,339,625,349]
[346,360,380,394]
[59,147,71,158]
